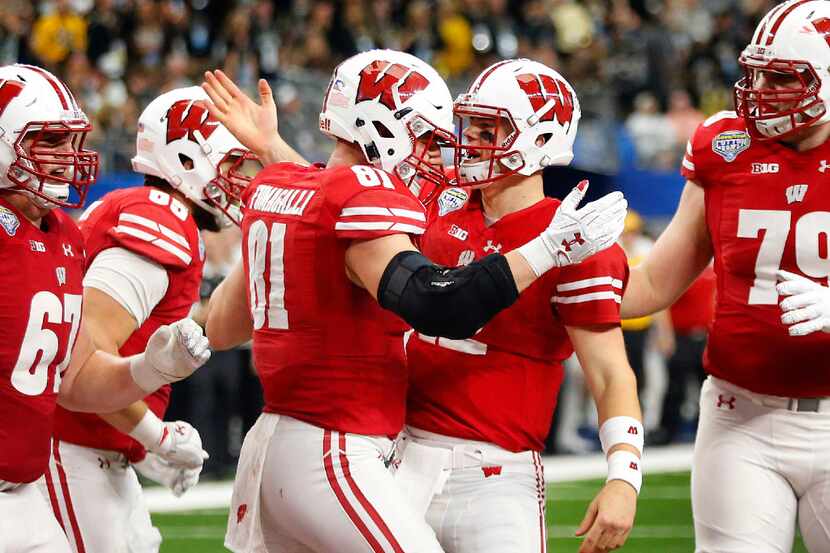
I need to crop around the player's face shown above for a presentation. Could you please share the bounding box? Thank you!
[20,130,76,179]
[751,69,804,111]
[459,116,511,163]
[411,131,447,168]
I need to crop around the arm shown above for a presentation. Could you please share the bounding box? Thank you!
[202,70,308,166]
[205,260,254,350]
[621,180,713,318]
[81,287,149,434]
[567,324,641,553]
[346,184,628,339]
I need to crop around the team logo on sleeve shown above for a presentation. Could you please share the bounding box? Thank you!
[437,188,468,216]
[0,206,19,236]
[712,130,750,162]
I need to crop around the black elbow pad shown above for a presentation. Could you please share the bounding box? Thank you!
[377,251,519,339]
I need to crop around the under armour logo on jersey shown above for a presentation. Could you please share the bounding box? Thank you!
[62,243,74,257]
[56,267,66,287]
[785,184,808,204]
[482,465,503,478]
[629,461,639,471]
[483,240,502,254]
[561,233,585,252]
[717,394,736,410]
[819,160,830,173]
[627,426,639,435]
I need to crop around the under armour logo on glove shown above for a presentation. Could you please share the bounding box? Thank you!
[560,233,585,252]
[717,394,736,410]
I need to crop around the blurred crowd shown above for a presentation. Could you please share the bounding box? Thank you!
[14,0,737,472]
[2,0,779,172]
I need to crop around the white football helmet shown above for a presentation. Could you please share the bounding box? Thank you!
[319,49,455,198]
[132,86,261,227]
[453,59,581,188]
[0,64,97,208]
[735,0,830,139]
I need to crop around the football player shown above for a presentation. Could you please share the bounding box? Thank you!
[396,59,641,553]
[40,86,259,553]
[202,50,627,553]
[0,64,210,553]
[620,1,830,551]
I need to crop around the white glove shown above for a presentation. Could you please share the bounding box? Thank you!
[130,318,211,393]
[517,181,627,276]
[777,270,830,336]
[129,411,209,469]
[133,452,202,497]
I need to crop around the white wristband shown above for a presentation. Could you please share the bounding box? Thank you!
[607,450,642,495]
[599,416,644,456]
[128,409,165,450]
[516,235,556,277]
[129,353,166,394]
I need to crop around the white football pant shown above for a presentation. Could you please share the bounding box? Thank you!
[225,414,444,553]
[0,481,72,553]
[394,427,547,553]
[693,376,830,553]
[35,440,161,553]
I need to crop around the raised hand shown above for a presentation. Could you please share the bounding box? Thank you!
[777,270,830,336]
[518,181,627,276]
[202,70,281,162]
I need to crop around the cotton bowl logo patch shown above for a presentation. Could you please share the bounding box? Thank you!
[0,206,19,236]
[712,130,750,162]
[437,188,468,217]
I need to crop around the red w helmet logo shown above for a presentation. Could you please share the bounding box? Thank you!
[812,17,830,47]
[356,61,429,111]
[515,74,575,126]
[166,99,219,144]
[0,80,25,118]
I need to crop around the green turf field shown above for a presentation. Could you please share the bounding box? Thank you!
[154,471,808,552]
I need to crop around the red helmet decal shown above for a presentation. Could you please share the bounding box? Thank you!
[0,79,24,118]
[166,99,219,144]
[812,17,830,47]
[515,74,575,126]
[356,61,429,111]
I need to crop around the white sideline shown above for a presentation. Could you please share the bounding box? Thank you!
[145,444,694,513]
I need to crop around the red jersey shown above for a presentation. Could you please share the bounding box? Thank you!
[54,187,204,462]
[242,163,426,436]
[0,200,85,483]
[407,190,628,452]
[682,111,830,397]
[669,265,715,335]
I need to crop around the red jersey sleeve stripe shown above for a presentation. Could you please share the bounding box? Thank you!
[114,224,192,264]
[556,276,623,292]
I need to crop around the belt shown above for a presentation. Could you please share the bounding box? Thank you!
[0,479,22,492]
[712,377,830,413]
